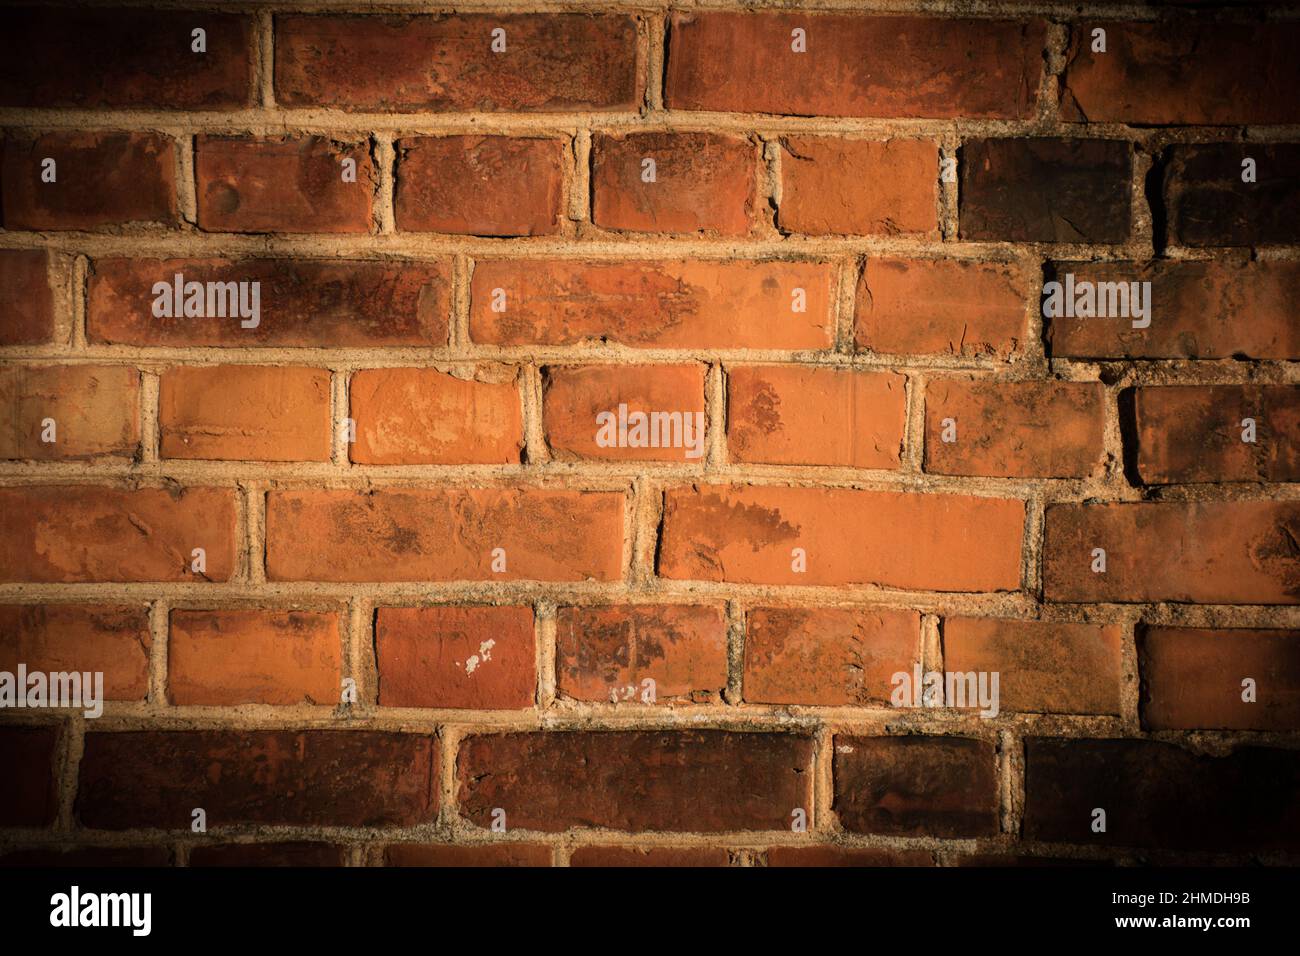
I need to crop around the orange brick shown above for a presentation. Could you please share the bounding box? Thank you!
[727,366,905,468]
[743,607,920,706]
[169,610,342,706]
[350,367,523,465]
[159,365,331,462]
[543,364,707,462]
[376,606,536,710]
[779,138,938,236]
[591,131,756,235]
[0,365,138,460]
[470,259,833,349]
[924,380,1107,478]
[0,605,150,702]
[555,604,728,703]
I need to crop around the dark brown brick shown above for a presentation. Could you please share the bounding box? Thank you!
[833,736,998,838]
[960,138,1131,243]
[189,843,347,867]
[569,846,729,867]
[385,844,553,867]
[767,846,934,866]
[0,846,172,867]
[0,726,58,827]
[0,250,54,345]
[1164,144,1300,247]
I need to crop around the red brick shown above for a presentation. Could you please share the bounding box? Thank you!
[470,259,833,350]
[0,250,54,345]
[159,365,331,462]
[1043,501,1300,605]
[375,606,536,710]
[385,844,552,867]
[660,485,1024,591]
[743,607,919,706]
[0,486,236,583]
[949,853,1107,867]
[266,488,624,583]
[396,136,564,236]
[0,726,58,827]
[0,605,150,703]
[1140,627,1300,732]
[1046,260,1300,360]
[88,258,450,348]
[666,13,1044,119]
[1061,21,1300,125]
[943,618,1123,716]
[542,364,708,462]
[0,846,171,867]
[727,366,905,468]
[856,258,1030,359]
[2,131,177,230]
[189,843,346,867]
[960,138,1131,243]
[275,14,640,112]
[779,138,937,236]
[1164,143,1300,248]
[924,380,1107,478]
[570,847,728,867]
[1024,738,1300,851]
[350,367,523,465]
[0,8,252,109]
[196,135,374,234]
[592,132,757,235]
[78,731,437,829]
[767,846,934,867]
[1135,386,1300,484]
[0,365,139,460]
[555,604,727,704]
[457,731,812,832]
[169,610,342,707]
[833,735,998,838]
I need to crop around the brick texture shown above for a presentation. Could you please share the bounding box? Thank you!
[2,1,1296,869]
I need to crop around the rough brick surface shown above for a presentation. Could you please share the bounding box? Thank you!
[1164,143,1300,248]
[0,727,59,827]
[0,250,53,346]
[0,605,151,702]
[0,365,139,460]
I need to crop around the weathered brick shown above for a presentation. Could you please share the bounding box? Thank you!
[0,8,252,109]
[833,736,999,837]
[960,138,1131,243]
[189,843,346,867]
[542,364,708,462]
[0,605,151,703]
[1135,385,1299,484]
[469,259,833,350]
[0,486,236,583]
[159,365,332,462]
[1061,21,1300,125]
[275,14,641,112]
[924,380,1107,478]
[0,365,139,460]
[385,844,552,867]
[0,726,58,827]
[88,258,450,348]
[1043,501,1300,605]
[266,488,624,582]
[570,847,728,867]
[350,367,523,465]
[1164,143,1300,247]
[1141,627,1300,731]
[943,618,1123,716]
[376,606,536,710]
[457,731,813,832]
[78,731,437,829]
[727,366,905,468]
[660,485,1024,591]
[779,138,938,236]
[169,610,342,707]
[856,258,1030,359]
[0,250,54,346]
[395,136,564,236]
[2,131,177,230]
[592,132,757,235]
[1024,738,1300,851]
[767,846,934,867]
[1045,259,1300,360]
[665,13,1045,119]
[0,846,171,867]
[743,607,920,706]
[555,604,728,704]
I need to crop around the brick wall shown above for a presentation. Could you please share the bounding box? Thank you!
[0,1,1297,867]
